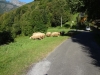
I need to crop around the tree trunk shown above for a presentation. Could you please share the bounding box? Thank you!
[61,16,62,27]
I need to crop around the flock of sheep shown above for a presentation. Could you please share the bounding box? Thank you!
[30,32,60,40]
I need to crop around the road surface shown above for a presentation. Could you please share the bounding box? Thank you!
[26,32,100,75]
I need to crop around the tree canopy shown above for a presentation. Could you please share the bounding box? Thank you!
[0,0,71,37]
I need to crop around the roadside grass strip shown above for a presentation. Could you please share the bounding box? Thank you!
[0,28,69,75]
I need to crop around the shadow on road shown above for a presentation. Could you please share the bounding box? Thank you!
[71,31,100,67]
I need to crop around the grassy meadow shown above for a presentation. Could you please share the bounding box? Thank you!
[0,27,70,75]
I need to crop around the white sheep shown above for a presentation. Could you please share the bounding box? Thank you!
[30,32,45,40]
[30,33,42,40]
[51,32,60,37]
[40,33,45,39]
[46,32,51,37]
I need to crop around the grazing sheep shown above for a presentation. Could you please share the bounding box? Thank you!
[46,32,51,37]
[30,33,42,40]
[40,33,45,39]
[51,32,60,37]
[30,32,45,40]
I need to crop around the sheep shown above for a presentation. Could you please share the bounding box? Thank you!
[46,32,51,37]
[40,33,45,39]
[51,32,60,37]
[30,32,45,40]
[30,33,42,40]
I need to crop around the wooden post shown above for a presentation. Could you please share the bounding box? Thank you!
[61,16,62,27]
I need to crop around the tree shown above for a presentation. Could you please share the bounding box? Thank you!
[30,10,48,33]
[48,0,70,27]
[11,23,21,37]
[83,0,100,20]
[68,0,84,13]
[21,21,33,36]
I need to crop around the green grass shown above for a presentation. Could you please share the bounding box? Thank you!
[0,27,70,75]
[47,26,70,32]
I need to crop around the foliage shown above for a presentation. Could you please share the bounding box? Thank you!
[0,0,100,42]
[1,0,94,45]
[68,0,84,13]
[0,31,14,45]
[83,0,100,20]
[11,23,21,38]
[0,0,71,42]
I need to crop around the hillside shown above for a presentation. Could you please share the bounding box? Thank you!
[0,0,70,34]
[0,1,17,13]
[0,0,91,45]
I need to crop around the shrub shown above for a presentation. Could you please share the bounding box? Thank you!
[0,31,14,45]
[11,23,21,38]
[34,21,48,33]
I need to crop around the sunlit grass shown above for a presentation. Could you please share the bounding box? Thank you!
[0,27,69,75]
[47,26,70,33]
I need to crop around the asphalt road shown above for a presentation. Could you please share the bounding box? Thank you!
[26,31,100,75]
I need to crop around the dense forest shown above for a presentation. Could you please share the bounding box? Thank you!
[0,0,100,45]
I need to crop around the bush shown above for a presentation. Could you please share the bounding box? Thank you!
[20,20,34,36]
[11,23,21,38]
[0,31,14,45]
[34,21,48,33]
